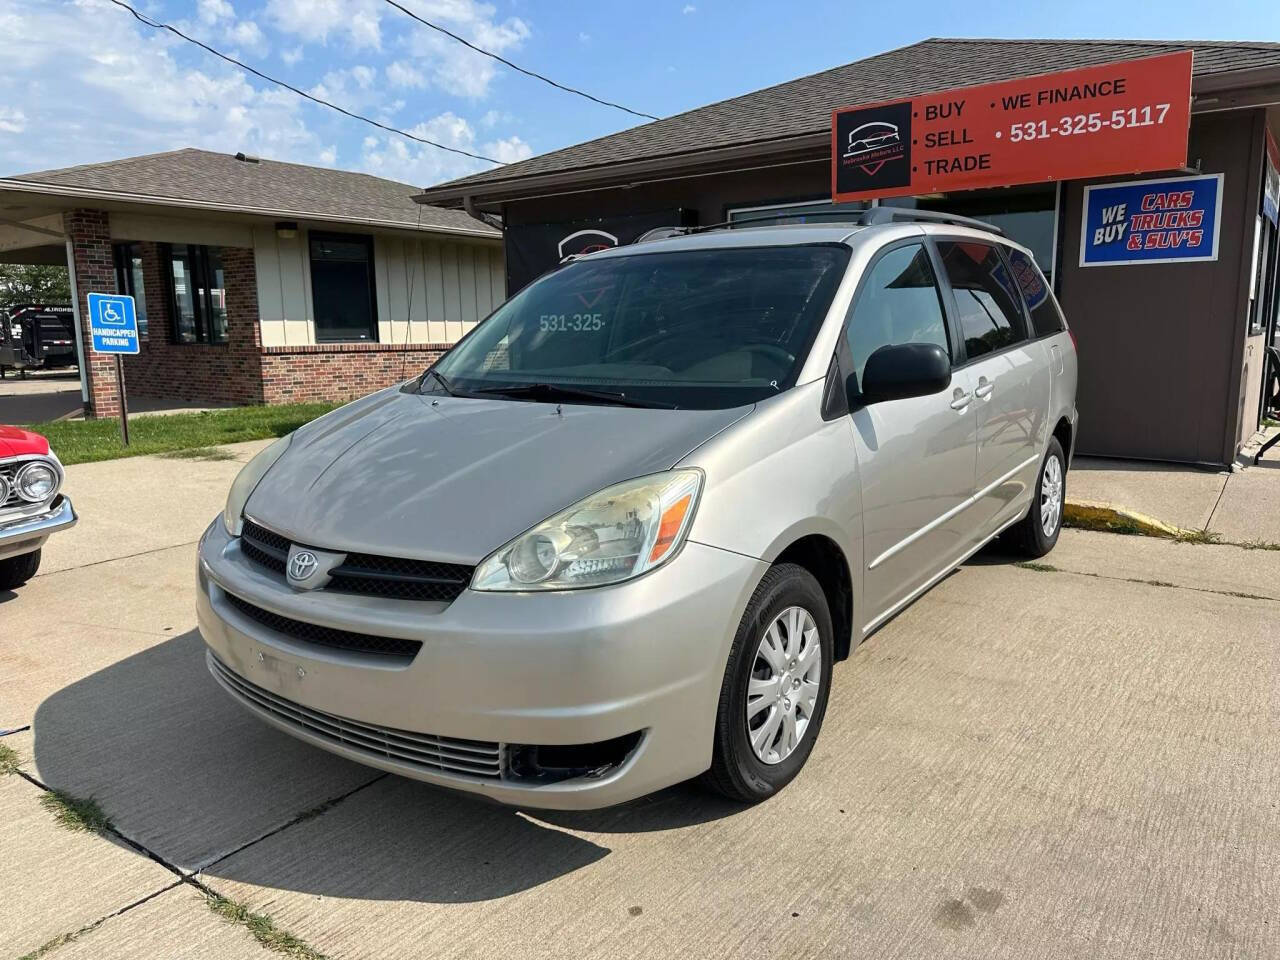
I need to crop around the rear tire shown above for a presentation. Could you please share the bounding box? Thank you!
[1006,439,1066,558]
[0,549,41,590]
[702,563,833,804]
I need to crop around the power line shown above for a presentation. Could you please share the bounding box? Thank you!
[106,0,503,165]
[381,0,661,122]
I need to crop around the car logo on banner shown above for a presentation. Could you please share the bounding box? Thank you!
[557,229,619,259]
[834,102,912,193]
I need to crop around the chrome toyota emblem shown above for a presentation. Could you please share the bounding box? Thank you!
[288,550,319,582]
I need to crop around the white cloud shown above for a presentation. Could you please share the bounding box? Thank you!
[265,0,383,49]
[0,0,325,172]
[358,112,527,186]
[280,45,303,65]
[0,107,26,134]
[227,20,268,55]
[318,145,337,164]
[682,3,696,12]
[198,0,234,23]
[386,60,427,89]
[578,31,590,43]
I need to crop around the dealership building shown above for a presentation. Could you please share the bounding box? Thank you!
[417,38,1280,467]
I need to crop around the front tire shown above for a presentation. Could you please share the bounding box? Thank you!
[0,549,41,590]
[703,563,833,803]
[1007,438,1066,558]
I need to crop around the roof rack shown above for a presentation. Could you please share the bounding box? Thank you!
[631,206,1003,243]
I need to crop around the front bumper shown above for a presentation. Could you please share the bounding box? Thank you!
[196,519,767,809]
[0,495,77,562]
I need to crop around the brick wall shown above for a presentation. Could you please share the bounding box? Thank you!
[63,209,118,417]
[122,243,264,406]
[261,343,450,404]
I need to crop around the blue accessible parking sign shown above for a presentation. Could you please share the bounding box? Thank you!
[87,292,140,354]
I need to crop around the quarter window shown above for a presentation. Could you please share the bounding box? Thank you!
[1005,247,1066,339]
[936,241,1027,360]
[844,243,950,387]
[309,232,376,342]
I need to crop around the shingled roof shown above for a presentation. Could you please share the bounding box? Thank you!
[2,148,498,238]
[416,37,1280,204]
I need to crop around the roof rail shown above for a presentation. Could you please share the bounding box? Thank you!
[856,207,1004,235]
[627,206,1004,243]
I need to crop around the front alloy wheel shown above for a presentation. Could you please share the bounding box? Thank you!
[704,563,833,803]
[747,606,822,764]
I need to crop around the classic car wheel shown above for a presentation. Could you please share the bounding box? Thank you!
[0,549,41,590]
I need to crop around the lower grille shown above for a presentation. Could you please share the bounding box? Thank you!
[223,591,422,660]
[208,653,504,780]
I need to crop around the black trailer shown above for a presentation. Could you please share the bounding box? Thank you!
[0,304,77,378]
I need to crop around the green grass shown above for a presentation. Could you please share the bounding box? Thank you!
[18,928,90,960]
[0,742,20,776]
[27,403,339,465]
[39,790,113,834]
[1014,561,1059,572]
[1172,529,1221,546]
[159,446,240,462]
[206,893,328,960]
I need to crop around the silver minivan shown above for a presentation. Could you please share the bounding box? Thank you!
[198,211,1077,808]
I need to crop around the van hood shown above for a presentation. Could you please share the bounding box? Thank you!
[244,388,751,564]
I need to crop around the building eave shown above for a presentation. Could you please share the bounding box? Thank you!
[0,178,501,241]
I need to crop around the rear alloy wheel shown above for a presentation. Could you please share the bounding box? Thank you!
[0,549,41,590]
[1007,438,1066,558]
[704,563,833,803]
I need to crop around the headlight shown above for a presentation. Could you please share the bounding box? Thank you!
[472,470,703,592]
[223,435,293,536]
[15,461,60,502]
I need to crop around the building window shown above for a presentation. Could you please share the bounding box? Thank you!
[309,232,376,342]
[163,244,228,345]
[112,243,148,339]
[726,198,871,226]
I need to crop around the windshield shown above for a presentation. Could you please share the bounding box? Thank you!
[425,244,851,409]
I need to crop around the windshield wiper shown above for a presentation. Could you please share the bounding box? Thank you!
[471,382,676,409]
[422,369,454,395]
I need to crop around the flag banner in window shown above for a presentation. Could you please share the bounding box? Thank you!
[831,51,1192,202]
[1079,173,1223,267]
[504,210,689,295]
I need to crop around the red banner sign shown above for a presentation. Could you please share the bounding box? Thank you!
[831,51,1193,202]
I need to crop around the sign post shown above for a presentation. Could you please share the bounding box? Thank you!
[86,292,140,446]
[832,51,1193,203]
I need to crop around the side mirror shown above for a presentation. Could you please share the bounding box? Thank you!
[856,342,951,405]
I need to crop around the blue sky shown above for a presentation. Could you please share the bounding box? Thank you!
[1,0,1278,187]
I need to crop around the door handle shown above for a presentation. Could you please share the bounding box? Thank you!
[949,389,972,410]
[974,376,994,399]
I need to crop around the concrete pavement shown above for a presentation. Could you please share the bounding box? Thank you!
[2,446,1278,959]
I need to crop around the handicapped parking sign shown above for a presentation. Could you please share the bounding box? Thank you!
[87,292,139,354]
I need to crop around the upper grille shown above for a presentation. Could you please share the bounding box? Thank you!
[208,653,504,780]
[240,520,473,603]
[223,591,422,660]
[0,462,19,510]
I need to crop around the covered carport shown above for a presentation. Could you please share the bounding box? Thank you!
[0,211,89,424]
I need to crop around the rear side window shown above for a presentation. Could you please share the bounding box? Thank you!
[844,243,950,386]
[1005,247,1066,338]
[936,241,1027,360]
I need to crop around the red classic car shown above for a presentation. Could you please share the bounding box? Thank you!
[0,425,77,589]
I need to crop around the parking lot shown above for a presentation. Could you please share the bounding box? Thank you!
[3,444,1278,960]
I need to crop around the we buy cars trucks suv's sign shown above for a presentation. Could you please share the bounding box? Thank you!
[831,51,1193,202]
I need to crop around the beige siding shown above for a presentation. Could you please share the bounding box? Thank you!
[255,225,502,347]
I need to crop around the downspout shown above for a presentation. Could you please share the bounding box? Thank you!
[463,195,502,232]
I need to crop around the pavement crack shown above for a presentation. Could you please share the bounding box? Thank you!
[15,880,185,960]
[196,772,387,874]
[35,539,201,578]
[1013,562,1278,603]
